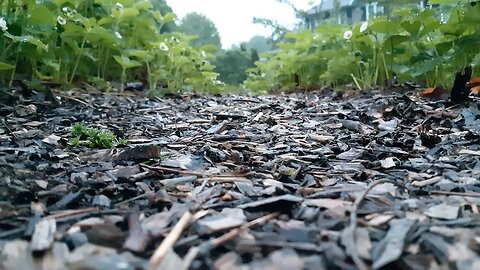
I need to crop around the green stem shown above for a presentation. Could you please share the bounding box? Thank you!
[120,68,126,92]
[70,36,87,83]
[8,53,18,87]
[146,61,154,91]
[102,48,111,79]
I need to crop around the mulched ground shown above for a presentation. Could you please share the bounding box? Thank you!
[1,87,480,270]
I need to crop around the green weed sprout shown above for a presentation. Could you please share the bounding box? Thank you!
[69,123,127,149]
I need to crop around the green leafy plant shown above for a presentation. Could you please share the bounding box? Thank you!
[0,0,223,94]
[244,1,480,93]
[69,122,126,149]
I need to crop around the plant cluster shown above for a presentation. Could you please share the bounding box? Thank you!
[0,0,223,94]
[244,2,480,93]
[69,122,126,149]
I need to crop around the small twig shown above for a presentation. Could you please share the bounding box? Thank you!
[236,239,325,253]
[196,176,250,183]
[347,179,399,270]
[428,190,480,198]
[54,93,93,107]
[183,212,279,268]
[148,211,193,270]
[194,178,210,195]
[140,164,205,177]
[1,119,16,138]
[114,194,146,207]
[46,207,99,219]
[0,226,26,238]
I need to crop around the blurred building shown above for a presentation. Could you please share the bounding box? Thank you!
[303,0,430,28]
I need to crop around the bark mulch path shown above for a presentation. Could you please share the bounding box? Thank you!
[1,88,480,270]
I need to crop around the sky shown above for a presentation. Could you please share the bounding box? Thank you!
[166,0,315,49]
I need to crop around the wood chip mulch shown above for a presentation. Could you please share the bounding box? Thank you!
[1,88,480,270]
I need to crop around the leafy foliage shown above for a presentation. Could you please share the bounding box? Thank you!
[0,0,223,94]
[70,123,126,149]
[151,0,176,33]
[245,2,480,93]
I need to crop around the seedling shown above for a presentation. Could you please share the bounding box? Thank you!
[69,122,127,149]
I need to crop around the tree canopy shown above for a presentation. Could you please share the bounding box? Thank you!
[213,48,257,85]
[177,12,222,48]
[244,35,274,54]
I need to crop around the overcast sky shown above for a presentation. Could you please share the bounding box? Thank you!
[166,0,314,49]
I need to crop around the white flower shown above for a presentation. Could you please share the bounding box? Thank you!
[360,21,368,33]
[61,7,76,17]
[115,3,123,9]
[115,31,122,39]
[159,42,169,51]
[57,16,66,25]
[0,17,8,31]
[343,30,353,40]
[201,50,206,58]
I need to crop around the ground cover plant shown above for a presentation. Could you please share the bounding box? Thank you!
[0,0,223,94]
[69,122,126,148]
[244,1,480,93]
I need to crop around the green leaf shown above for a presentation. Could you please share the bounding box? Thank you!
[369,17,401,34]
[162,12,177,24]
[307,46,319,55]
[97,17,115,26]
[26,5,56,26]
[119,8,140,20]
[401,21,421,37]
[391,64,411,75]
[200,44,219,52]
[35,70,54,80]
[3,33,48,51]
[472,52,480,66]
[0,62,15,71]
[87,26,117,46]
[44,60,61,71]
[127,49,153,61]
[201,72,218,79]
[417,9,441,37]
[411,57,443,77]
[113,55,142,69]
[133,0,152,10]
[151,11,163,22]
[435,42,453,56]
[383,35,410,48]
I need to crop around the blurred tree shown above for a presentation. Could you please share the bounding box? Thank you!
[151,0,176,33]
[213,48,256,85]
[244,35,273,53]
[177,12,221,48]
[251,49,260,63]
